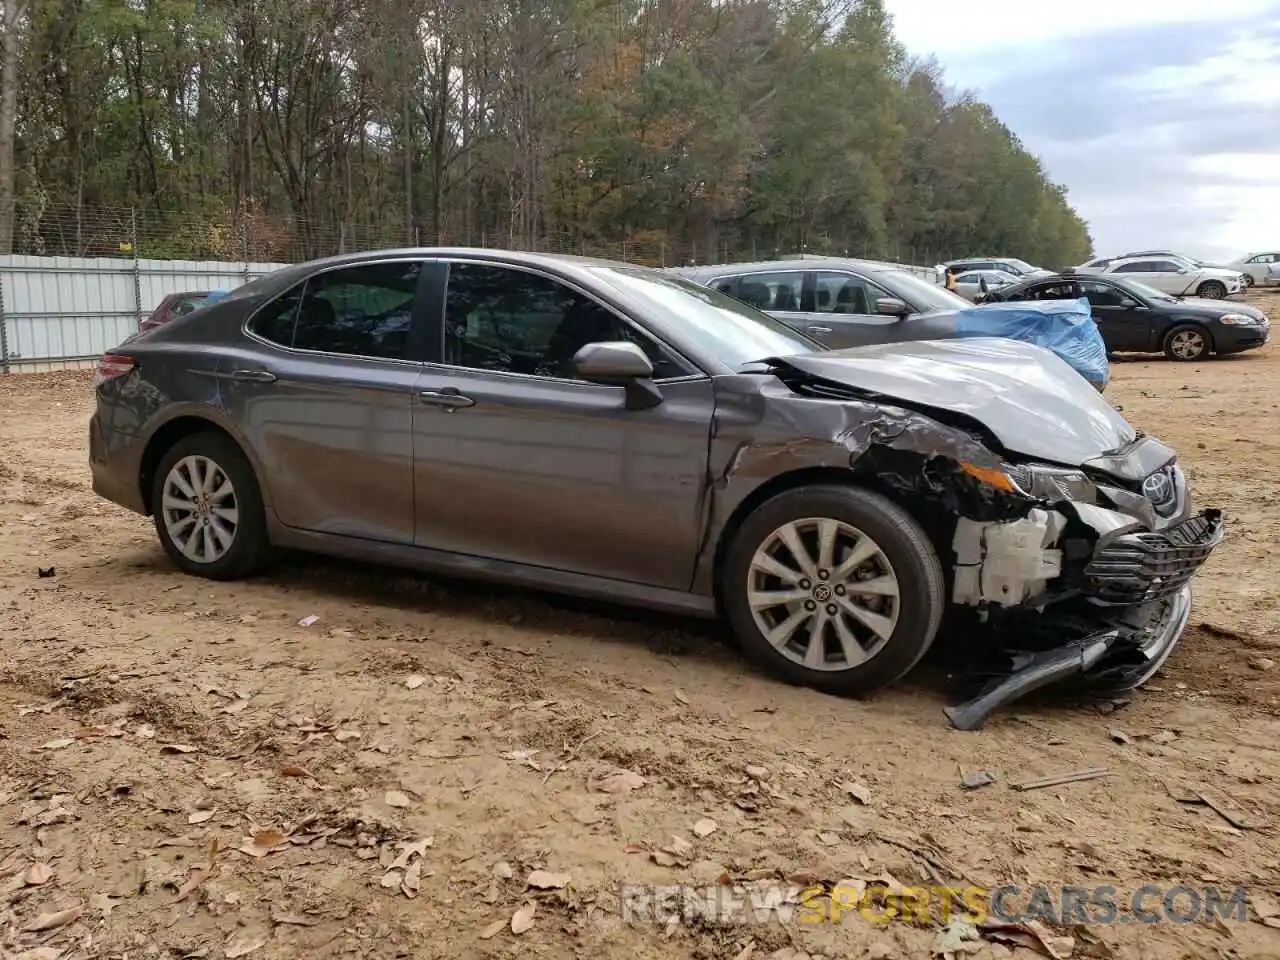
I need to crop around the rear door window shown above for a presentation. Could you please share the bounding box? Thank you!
[249,261,421,360]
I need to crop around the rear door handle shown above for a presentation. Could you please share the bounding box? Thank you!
[418,388,474,411]
[807,325,832,334]
[228,368,277,382]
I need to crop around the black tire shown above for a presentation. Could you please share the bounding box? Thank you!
[1242,274,1254,289]
[722,484,945,696]
[150,431,272,580]
[1196,280,1226,299]
[1162,324,1212,361]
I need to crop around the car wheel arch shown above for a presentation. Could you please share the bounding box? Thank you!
[1162,322,1214,361]
[708,465,915,614]
[139,415,263,515]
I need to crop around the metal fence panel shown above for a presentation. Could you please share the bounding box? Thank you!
[0,255,287,372]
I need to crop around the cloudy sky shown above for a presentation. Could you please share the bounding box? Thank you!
[883,0,1280,262]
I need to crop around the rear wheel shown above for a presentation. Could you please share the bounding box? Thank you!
[722,484,945,695]
[1242,273,1255,289]
[1163,324,1211,361]
[1196,280,1226,299]
[150,432,272,580]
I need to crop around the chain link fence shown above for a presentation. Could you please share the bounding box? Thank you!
[9,201,944,270]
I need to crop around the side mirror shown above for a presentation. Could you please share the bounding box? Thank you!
[572,341,662,410]
[875,297,910,317]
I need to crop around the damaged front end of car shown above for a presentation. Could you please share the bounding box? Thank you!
[742,352,1224,729]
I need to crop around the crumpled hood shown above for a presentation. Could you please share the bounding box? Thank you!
[769,337,1137,465]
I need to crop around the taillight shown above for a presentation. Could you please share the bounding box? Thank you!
[95,353,135,386]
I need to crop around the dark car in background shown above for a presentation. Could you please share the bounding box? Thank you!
[978,271,1270,361]
[139,291,223,335]
[87,248,1221,728]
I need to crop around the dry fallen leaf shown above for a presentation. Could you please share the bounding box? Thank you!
[674,689,690,705]
[511,902,536,935]
[402,861,422,897]
[596,770,645,794]
[225,933,267,958]
[380,870,402,889]
[23,862,55,886]
[334,729,362,742]
[159,743,198,754]
[271,910,317,926]
[12,947,62,960]
[405,675,426,690]
[239,830,286,858]
[188,809,216,824]
[23,904,83,931]
[384,790,411,808]
[389,837,434,870]
[134,723,156,739]
[692,818,718,838]
[479,919,506,940]
[279,764,312,778]
[89,893,121,918]
[526,870,571,890]
[842,780,872,804]
[40,737,75,751]
[222,698,251,715]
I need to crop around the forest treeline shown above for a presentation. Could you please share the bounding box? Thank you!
[0,0,1093,265]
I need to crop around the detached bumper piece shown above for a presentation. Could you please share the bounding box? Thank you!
[944,631,1117,731]
[943,586,1195,731]
[1083,509,1223,605]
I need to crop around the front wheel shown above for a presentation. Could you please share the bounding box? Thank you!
[1242,273,1255,289]
[1196,280,1227,299]
[722,484,945,696]
[1163,324,1211,361]
[150,431,272,580]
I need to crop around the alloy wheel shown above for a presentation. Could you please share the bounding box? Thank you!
[1169,329,1206,360]
[747,517,900,672]
[161,455,239,563]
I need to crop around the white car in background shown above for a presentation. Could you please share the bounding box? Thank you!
[1079,256,1244,299]
[952,269,1018,301]
[1228,252,1280,287]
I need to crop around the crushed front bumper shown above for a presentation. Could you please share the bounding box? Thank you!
[944,505,1222,730]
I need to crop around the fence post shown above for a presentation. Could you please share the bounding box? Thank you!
[0,264,9,374]
[241,215,251,283]
[130,209,142,328]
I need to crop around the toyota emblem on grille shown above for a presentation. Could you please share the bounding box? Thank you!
[1142,470,1173,503]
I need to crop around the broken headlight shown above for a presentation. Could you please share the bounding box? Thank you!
[961,461,1098,504]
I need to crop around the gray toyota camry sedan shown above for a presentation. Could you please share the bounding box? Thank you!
[89,248,1223,724]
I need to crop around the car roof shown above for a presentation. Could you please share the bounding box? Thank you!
[227,247,653,301]
[673,256,905,277]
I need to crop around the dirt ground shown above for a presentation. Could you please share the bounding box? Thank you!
[3,290,1280,960]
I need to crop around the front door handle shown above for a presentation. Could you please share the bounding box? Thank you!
[228,368,277,382]
[808,325,832,334]
[418,388,475,411]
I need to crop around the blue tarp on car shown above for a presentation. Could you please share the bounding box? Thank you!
[954,297,1109,388]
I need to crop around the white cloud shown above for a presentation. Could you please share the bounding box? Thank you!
[882,0,1280,260]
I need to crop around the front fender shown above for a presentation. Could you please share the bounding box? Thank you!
[691,376,1032,596]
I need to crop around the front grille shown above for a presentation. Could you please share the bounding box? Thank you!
[1083,509,1223,605]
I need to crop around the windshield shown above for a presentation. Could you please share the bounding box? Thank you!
[1115,278,1177,302]
[1002,258,1036,273]
[592,268,822,368]
[877,269,973,312]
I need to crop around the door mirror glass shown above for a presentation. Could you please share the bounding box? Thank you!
[875,297,909,317]
[573,341,655,382]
